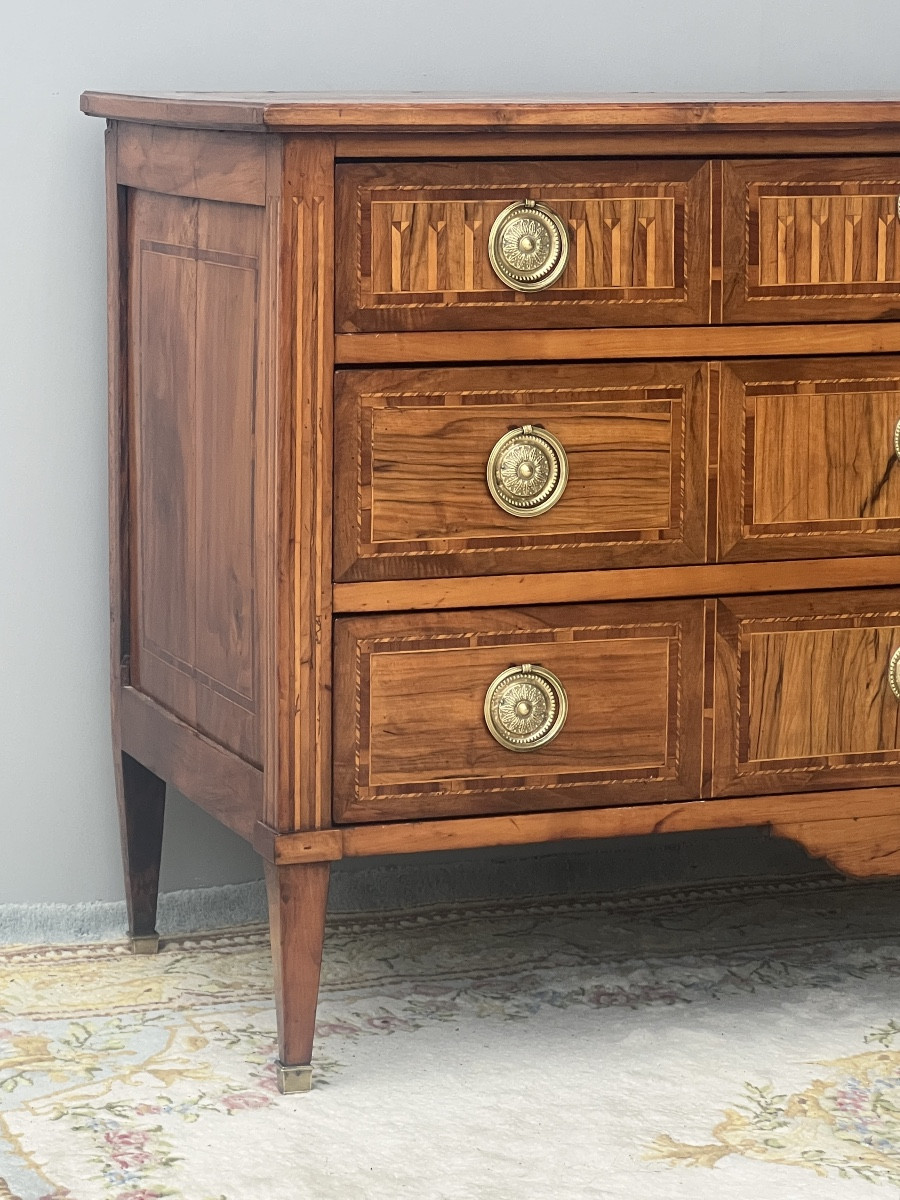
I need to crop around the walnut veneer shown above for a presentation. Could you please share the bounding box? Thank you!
[82,90,900,1092]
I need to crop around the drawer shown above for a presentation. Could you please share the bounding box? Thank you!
[333,601,705,822]
[723,158,900,323]
[718,356,900,561]
[713,590,900,797]
[334,362,709,581]
[335,159,711,332]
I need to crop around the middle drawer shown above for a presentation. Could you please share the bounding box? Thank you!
[334,362,709,581]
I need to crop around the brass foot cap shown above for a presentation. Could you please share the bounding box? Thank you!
[275,1061,313,1094]
[129,932,160,955]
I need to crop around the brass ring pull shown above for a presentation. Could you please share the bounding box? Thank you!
[488,199,569,292]
[484,663,568,752]
[890,648,900,700]
[893,418,900,463]
[486,424,569,517]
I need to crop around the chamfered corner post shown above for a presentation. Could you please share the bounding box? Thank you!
[264,859,331,1094]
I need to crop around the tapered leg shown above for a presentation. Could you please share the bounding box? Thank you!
[264,860,331,1094]
[116,750,167,954]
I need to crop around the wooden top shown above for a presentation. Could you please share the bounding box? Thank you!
[80,90,900,132]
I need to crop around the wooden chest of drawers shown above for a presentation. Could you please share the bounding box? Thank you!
[81,90,900,1091]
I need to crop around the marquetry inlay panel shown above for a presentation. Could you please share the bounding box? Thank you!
[333,362,709,581]
[333,601,705,822]
[714,591,900,797]
[723,158,900,322]
[335,160,712,331]
[718,356,900,561]
[757,193,900,288]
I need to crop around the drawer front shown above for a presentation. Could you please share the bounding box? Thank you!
[333,602,704,822]
[334,363,709,581]
[723,158,900,323]
[718,356,900,561]
[335,160,711,332]
[713,590,900,797]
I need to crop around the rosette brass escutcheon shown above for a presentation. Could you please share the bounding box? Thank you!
[890,648,900,700]
[484,663,568,752]
[488,199,569,292]
[486,424,569,517]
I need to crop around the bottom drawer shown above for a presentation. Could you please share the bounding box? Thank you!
[333,601,704,822]
[714,589,900,797]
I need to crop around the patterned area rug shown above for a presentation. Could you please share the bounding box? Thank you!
[4,875,900,1199]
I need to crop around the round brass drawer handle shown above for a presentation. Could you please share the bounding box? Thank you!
[484,663,568,752]
[488,199,569,292]
[890,648,900,700]
[486,424,569,517]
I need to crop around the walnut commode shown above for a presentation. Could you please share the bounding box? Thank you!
[81,90,900,1091]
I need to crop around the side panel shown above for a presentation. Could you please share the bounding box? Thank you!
[126,187,265,765]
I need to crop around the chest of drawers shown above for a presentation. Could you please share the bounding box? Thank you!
[81,90,900,1091]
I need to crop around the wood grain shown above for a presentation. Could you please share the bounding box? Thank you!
[334,323,900,364]
[724,158,900,323]
[81,91,900,131]
[264,861,330,1072]
[333,557,900,613]
[333,602,705,822]
[116,122,267,205]
[120,686,263,842]
[254,823,344,865]
[271,137,336,833]
[772,815,900,877]
[262,784,900,861]
[336,130,900,160]
[336,159,711,332]
[714,589,900,797]
[334,362,708,580]
[126,188,264,765]
[719,356,900,560]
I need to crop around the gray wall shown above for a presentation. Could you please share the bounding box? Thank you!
[2,0,897,905]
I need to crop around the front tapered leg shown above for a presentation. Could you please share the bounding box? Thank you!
[265,860,331,1094]
[116,750,166,954]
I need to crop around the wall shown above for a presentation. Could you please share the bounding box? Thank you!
[2,0,898,904]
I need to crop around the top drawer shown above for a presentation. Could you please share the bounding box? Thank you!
[723,158,900,323]
[335,159,711,332]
